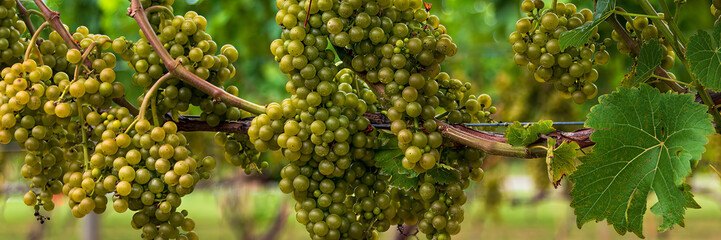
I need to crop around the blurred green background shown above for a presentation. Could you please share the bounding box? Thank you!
[1,0,721,239]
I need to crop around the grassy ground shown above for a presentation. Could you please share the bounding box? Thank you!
[1,182,721,239]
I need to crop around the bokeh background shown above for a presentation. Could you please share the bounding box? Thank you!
[1,0,721,239]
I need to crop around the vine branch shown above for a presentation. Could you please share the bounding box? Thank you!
[127,0,266,116]
[169,113,596,159]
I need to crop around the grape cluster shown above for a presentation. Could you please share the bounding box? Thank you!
[510,0,609,104]
[265,0,493,239]
[0,59,80,214]
[112,10,243,127]
[0,0,27,68]
[611,15,676,72]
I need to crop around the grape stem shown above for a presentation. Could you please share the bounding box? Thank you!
[611,10,662,19]
[649,74,691,87]
[151,95,159,126]
[76,99,90,170]
[23,21,48,64]
[144,5,173,16]
[26,9,45,20]
[31,0,140,115]
[127,0,266,116]
[303,0,312,28]
[437,119,546,158]
[140,73,173,120]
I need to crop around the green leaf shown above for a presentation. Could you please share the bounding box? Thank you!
[426,163,461,185]
[650,183,700,231]
[505,120,555,146]
[633,39,663,87]
[546,138,579,188]
[559,0,615,50]
[389,174,419,190]
[374,149,419,178]
[569,85,714,238]
[687,23,721,91]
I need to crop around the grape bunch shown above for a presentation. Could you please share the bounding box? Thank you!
[0,59,81,214]
[112,10,243,127]
[510,0,610,104]
[611,15,676,71]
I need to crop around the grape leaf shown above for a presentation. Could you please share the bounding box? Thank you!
[546,138,579,188]
[374,149,419,178]
[506,120,555,146]
[687,23,721,91]
[426,163,461,185]
[632,39,663,87]
[569,85,714,238]
[559,0,615,50]
[389,174,419,190]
